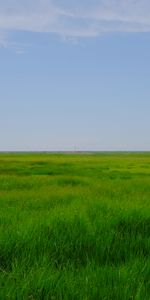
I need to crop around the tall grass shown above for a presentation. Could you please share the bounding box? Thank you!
[0,153,150,299]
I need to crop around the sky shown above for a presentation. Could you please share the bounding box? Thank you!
[0,0,150,151]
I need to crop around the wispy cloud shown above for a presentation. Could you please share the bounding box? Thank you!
[0,31,29,54]
[0,0,150,39]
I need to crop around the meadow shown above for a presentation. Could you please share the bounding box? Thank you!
[0,152,150,300]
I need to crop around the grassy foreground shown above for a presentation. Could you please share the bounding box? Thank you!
[0,152,150,299]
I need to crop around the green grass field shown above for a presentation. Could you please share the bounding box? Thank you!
[0,152,150,299]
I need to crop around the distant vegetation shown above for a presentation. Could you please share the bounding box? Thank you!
[0,152,150,299]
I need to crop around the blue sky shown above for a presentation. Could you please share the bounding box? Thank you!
[0,0,150,151]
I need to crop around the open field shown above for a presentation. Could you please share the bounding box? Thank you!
[0,152,150,299]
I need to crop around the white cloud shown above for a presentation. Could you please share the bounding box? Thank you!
[0,30,29,54]
[0,0,150,39]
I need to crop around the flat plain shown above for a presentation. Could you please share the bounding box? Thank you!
[0,152,150,299]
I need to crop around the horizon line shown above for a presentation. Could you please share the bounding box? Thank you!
[0,150,150,154]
